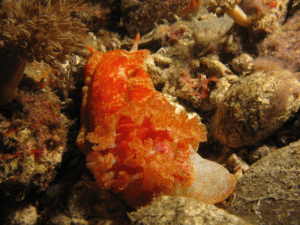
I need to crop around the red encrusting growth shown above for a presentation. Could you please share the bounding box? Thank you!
[182,0,201,14]
[1,153,21,161]
[30,149,43,161]
[263,0,278,9]
[77,34,207,207]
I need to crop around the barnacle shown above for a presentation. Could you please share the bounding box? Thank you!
[208,0,251,27]
[0,0,88,105]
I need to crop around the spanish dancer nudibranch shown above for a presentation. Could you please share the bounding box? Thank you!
[76,34,236,208]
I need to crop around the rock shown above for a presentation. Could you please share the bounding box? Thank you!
[200,75,238,112]
[144,53,173,86]
[248,145,274,163]
[0,75,70,200]
[137,16,234,109]
[3,202,38,225]
[227,140,300,224]
[226,153,249,181]
[231,54,253,75]
[121,0,203,37]
[242,0,289,42]
[200,57,233,78]
[41,181,130,225]
[129,195,250,225]
[213,70,300,148]
[257,14,300,72]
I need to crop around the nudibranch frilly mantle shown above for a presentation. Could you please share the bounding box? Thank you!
[76,34,236,208]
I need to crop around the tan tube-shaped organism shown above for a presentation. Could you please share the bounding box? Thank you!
[225,4,251,27]
[208,0,252,28]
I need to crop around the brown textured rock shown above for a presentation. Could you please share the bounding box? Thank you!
[227,140,300,224]
[121,0,202,37]
[243,0,289,38]
[213,70,300,148]
[199,75,238,112]
[3,202,38,225]
[0,76,70,201]
[129,195,250,225]
[258,14,300,72]
[42,181,130,225]
[231,53,253,75]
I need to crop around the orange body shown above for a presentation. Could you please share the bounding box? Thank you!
[76,35,207,207]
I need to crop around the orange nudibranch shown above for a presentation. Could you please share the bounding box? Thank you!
[76,34,236,208]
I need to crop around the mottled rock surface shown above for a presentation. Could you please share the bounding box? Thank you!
[129,195,250,225]
[41,180,130,225]
[0,75,70,200]
[238,0,289,44]
[2,202,38,225]
[200,75,238,112]
[227,140,300,224]
[258,14,300,72]
[213,70,300,148]
[121,0,204,37]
